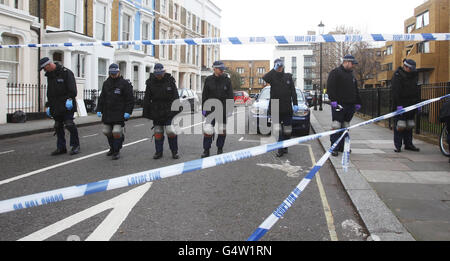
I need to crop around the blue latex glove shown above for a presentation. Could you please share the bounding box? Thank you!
[97,112,102,118]
[331,101,338,108]
[397,106,403,111]
[293,105,299,113]
[46,107,51,118]
[355,104,361,111]
[202,111,207,117]
[66,99,73,110]
[124,113,131,120]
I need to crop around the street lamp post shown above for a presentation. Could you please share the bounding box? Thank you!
[318,21,325,111]
[249,61,253,94]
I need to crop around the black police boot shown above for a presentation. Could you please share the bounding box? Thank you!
[69,146,80,155]
[153,151,163,160]
[331,151,339,157]
[394,148,402,153]
[172,151,179,159]
[201,149,210,158]
[283,148,288,154]
[106,148,114,156]
[51,148,67,156]
[112,152,120,160]
[405,145,420,152]
[276,149,284,157]
[217,148,223,155]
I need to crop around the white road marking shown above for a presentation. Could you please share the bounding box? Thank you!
[134,124,146,127]
[0,150,14,155]
[18,183,152,241]
[257,160,304,178]
[0,138,149,186]
[239,137,244,141]
[82,134,99,138]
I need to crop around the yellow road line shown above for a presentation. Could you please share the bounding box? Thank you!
[301,144,339,241]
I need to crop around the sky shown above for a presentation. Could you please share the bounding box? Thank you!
[210,0,429,60]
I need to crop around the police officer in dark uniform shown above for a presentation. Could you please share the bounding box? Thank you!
[392,59,421,153]
[40,57,80,156]
[201,61,234,158]
[143,63,180,160]
[263,58,299,157]
[96,63,134,160]
[327,54,362,157]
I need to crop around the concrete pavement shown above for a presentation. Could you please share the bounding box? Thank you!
[310,104,450,241]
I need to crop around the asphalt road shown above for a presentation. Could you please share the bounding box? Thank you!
[0,109,368,241]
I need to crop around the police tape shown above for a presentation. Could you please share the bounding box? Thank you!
[1,33,450,49]
[247,130,349,241]
[0,94,449,215]
[246,93,450,241]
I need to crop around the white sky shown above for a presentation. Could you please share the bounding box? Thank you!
[210,0,429,60]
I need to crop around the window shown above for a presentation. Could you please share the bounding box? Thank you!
[240,77,245,85]
[416,11,429,29]
[258,78,265,85]
[98,59,108,91]
[187,12,192,30]
[406,24,415,33]
[174,4,179,21]
[0,0,8,5]
[160,29,167,59]
[386,45,393,55]
[145,66,151,80]
[196,17,201,33]
[133,65,139,90]
[122,14,131,48]
[236,67,245,74]
[383,63,393,71]
[64,0,77,31]
[161,0,167,16]
[72,54,85,78]
[142,22,150,54]
[418,41,430,53]
[95,3,106,41]
[257,67,265,74]
[0,34,19,82]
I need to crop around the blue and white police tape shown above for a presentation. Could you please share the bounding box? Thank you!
[1,33,450,49]
[342,136,351,173]
[0,94,449,215]
[0,129,341,214]
[247,130,349,241]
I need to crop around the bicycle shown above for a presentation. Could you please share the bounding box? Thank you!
[439,123,449,157]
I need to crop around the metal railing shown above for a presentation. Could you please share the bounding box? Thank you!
[7,83,47,114]
[358,82,450,137]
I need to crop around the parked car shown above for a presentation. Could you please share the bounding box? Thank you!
[178,88,200,113]
[234,91,251,106]
[250,86,311,136]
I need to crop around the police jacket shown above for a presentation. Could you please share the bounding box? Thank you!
[45,63,78,117]
[202,73,234,118]
[327,65,362,105]
[391,67,420,110]
[263,69,298,116]
[440,101,450,123]
[143,73,180,122]
[97,76,135,124]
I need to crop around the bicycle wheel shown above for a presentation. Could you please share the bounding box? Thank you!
[440,125,450,157]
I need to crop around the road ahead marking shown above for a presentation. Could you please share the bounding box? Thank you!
[0,150,14,155]
[18,183,152,241]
